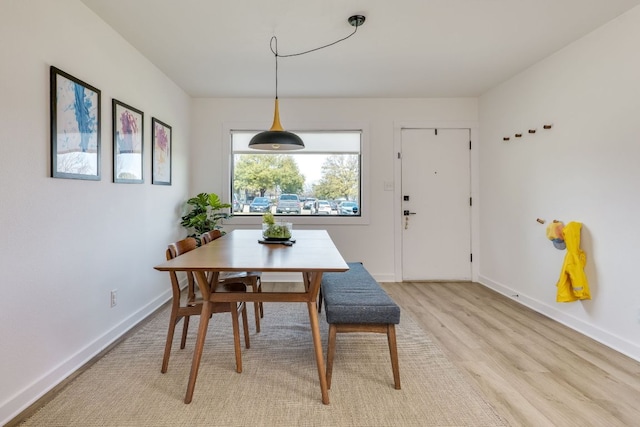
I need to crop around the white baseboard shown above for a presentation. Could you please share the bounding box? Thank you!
[372,274,397,283]
[478,275,640,363]
[2,289,172,425]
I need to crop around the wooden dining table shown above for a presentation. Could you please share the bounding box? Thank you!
[154,229,349,404]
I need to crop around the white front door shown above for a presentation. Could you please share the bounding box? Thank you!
[401,128,471,280]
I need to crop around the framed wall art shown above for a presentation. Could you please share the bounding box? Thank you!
[50,66,101,180]
[152,117,172,185]
[112,99,144,183]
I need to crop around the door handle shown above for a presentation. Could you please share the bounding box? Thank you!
[403,210,417,216]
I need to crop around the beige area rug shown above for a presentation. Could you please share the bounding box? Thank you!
[21,301,507,427]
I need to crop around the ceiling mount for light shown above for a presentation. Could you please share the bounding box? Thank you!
[348,15,366,27]
[249,14,366,151]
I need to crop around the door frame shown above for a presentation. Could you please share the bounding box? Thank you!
[393,121,480,282]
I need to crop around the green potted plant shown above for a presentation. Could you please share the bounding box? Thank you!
[180,192,231,244]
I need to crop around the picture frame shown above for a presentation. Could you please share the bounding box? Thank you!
[50,66,101,180]
[112,99,144,183]
[152,117,172,185]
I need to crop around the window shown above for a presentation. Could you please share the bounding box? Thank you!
[229,131,362,220]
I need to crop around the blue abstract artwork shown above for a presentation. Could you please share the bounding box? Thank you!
[51,67,101,180]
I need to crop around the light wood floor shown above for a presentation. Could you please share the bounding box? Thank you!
[382,281,640,427]
[10,281,639,426]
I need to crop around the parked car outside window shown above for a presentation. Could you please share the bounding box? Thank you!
[249,197,271,213]
[276,194,301,214]
[303,198,316,211]
[339,201,359,215]
[314,200,332,215]
[233,194,243,212]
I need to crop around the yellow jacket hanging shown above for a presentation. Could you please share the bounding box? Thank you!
[556,221,591,302]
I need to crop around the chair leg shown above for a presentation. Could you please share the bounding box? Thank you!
[244,277,263,333]
[161,311,179,374]
[180,315,190,349]
[257,278,264,318]
[249,277,261,333]
[387,324,401,390]
[241,302,251,349]
[230,302,243,373]
[317,287,324,313]
[184,301,213,404]
[326,324,337,389]
[253,301,261,333]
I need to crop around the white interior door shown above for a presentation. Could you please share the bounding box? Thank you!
[401,128,471,280]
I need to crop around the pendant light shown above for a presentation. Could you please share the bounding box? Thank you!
[248,40,304,150]
[249,14,366,151]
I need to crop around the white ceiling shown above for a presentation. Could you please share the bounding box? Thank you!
[80,0,640,98]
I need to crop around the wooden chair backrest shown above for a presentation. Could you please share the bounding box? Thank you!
[166,237,198,301]
[201,230,223,245]
[167,237,198,260]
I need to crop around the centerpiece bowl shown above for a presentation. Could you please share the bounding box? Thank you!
[262,222,292,241]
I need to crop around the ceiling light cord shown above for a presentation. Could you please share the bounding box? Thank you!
[273,37,279,100]
[249,15,364,150]
[269,19,362,99]
[269,23,359,59]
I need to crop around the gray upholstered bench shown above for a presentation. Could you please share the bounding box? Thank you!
[320,262,401,390]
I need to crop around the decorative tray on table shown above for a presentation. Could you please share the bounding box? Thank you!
[262,236,292,242]
[258,238,296,245]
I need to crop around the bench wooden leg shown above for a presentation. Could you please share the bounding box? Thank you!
[325,323,401,390]
[387,324,401,389]
[326,324,337,389]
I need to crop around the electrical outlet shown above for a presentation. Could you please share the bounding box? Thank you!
[110,290,118,308]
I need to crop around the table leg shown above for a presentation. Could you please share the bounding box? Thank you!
[307,300,330,404]
[184,300,213,404]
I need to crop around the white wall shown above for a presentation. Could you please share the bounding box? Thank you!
[479,6,640,361]
[190,97,478,281]
[0,1,191,423]
[5,0,637,423]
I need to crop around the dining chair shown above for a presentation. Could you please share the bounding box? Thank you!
[161,237,250,374]
[201,230,264,333]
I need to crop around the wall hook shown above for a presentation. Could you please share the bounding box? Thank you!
[543,124,553,129]
[503,137,510,141]
[528,129,536,134]
[515,133,522,138]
